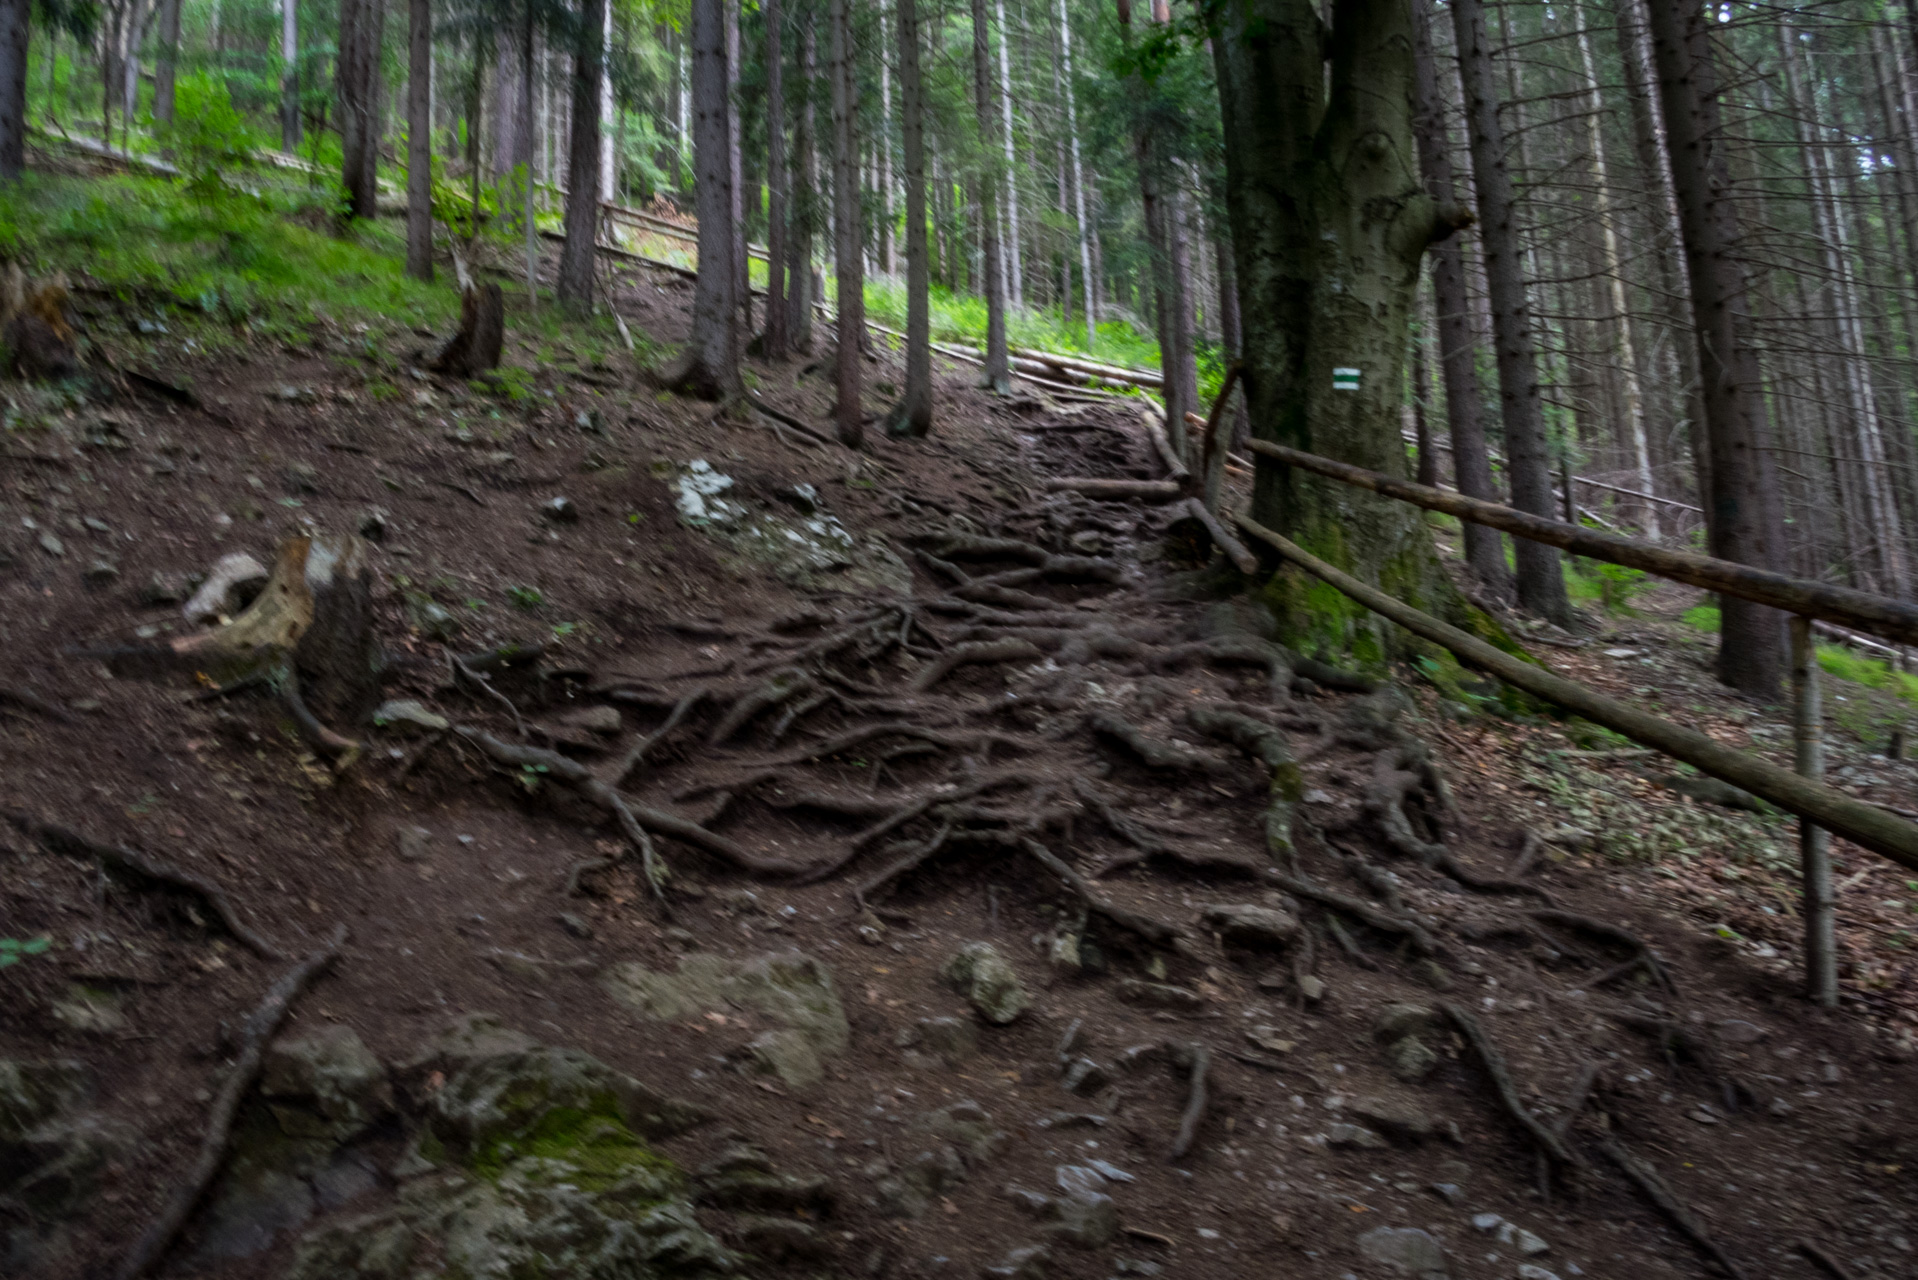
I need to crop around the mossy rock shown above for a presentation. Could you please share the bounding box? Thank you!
[430,1046,706,1163]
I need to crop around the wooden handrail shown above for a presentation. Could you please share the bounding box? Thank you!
[1246,437,1918,649]
[1231,512,1918,874]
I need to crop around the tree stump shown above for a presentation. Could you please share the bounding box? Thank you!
[426,282,504,378]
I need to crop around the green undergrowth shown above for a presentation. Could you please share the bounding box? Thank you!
[859,277,1164,378]
[467,1098,681,1194]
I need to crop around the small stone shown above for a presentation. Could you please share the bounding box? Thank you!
[943,941,1031,1025]
[1113,1260,1163,1276]
[395,827,432,862]
[1471,1213,1503,1232]
[1200,903,1300,949]
[284,462,320,494]
[1037,1112,1107,1130]
[1323,1123,1387,1149]
[1517,1267,1562,1280]
[1412,959,1454,991]
[776,483,821,515]
[542,496,579,523]
[1347,1096,1453,1143]
[1374,1004,1443,1042]
[1067,529,1105,553]
[83,559,118,586]
[373,700,451,734]
[407,597,461,641]
[48,986,126,1034]
[138,572,192,605]
[38,531,65,557]
[1716,1018,1765,1044]
[1768,1097,1794,1118]
[1061,1058,1111,1095]
[270,384,317,404]
[557,912,594,939]
[559,705,622,735]
[1114,978,1203,1010]
[733,1213,833,1262]
[1298,974,1327,1002]
[983,1243,1051,1279]
[1246,1026,1296,1055]
[1509,1225,1549,1255]
[183,552,269,625]
[1430,1182,1463,1203]
[1385,1035,1439,1084]
[1356,1225,1448,1277]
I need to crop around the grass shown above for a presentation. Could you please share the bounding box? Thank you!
[859,277,1165,377]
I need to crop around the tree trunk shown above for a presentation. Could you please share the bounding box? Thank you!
[0,0,25,180]
[789,12,817,352]
[1164,171,1200,443]
[557,0,606,313]
[1056,0,1094,347]
[1450,0,1571,627]
[1411,302,1436,488]
[1410,0,1508,595]
[279,0,298,149]
[1212,0,1470,658]
[155,0,182,125]
[968,0,1011,392]
[879,19,894,275]
[994,0,1021,308]
[727,0,750,337]
[599,0,615,200]
[882,0,932,439]
[763,0,789,360]
[1213,230,1250,455]
[829,0,864,445]
[405,0,434,283]
[338,0,385,220]
[661,0,741,400]
[1645,0,1786,698]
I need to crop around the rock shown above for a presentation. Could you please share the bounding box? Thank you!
[1323,1123,1387,1149]
[916,1016,979,1065]
[1471,1213,1503,1232]
[356,508,389,541]
[83,559,118,586]
[430,1045,705,1157]
[1356,1225,1448,1277]
[1494,1221,1549,1255]
[1374,1004,1443,1042]
[139,571,192,605]
[983,1244,1052,1279]
[870,1102,1009,1218]
[943,942,1031,1025]
[373,700,450,734]
[557,912,594,939]
[1385,1036,1439,1084]
[731,1212,834,1262]
[0,1060,90,1141]
[559,704,622,735]
[284,462,320,494]
[402,1013,541,1075]
[745,1029,824,1088]
[1717,1018,1766,1044]
[1061,1057,1111,1095]
[5,1108,135,1219]
[1516,1267,1563,1280]
[541,496,579,523]
[1004,1181,1118,1249]
[605,950,850,1089]
[47,985,125,1034]
[1200,903,1300,949]
[37,531,63,557]
[775,483,822,515]
[1430,1182,1463,1203]
[1298,974,1327,1002]
[696,1144,836,1214]
[1346,1096,1456,1144]
[406,596,462,641]
[1114,978,1203,1010]
[395,826,432,862]
[260,1025,391,1143]
[270,384,318,404]
[1246,1026,1296,1055]
[183,552,270,626]
[1412,959,1454,991]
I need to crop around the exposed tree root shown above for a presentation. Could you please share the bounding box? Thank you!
[1291,655,1377,694]
[1150,638,1293,702]
[1168,1041,1213,1160]
[759,720,1032,767]
[710,668,817,744]
[1366,748,1448,864]
[911,638,1044,691]
[1596,1136,1751,1280]
[1796,1239,1861,1280]
[1507,829,1547,879]
[854,823,957,906]
[1532,910,1675,994]
[279,671,361,765]
[1187,705,1298,856]
[604,688,708,787]
[914,533,1053,565]
[114,924,346,1280]
[1268,870,1439,956]
[1441,1002,1584,1171]
[3,811,289,960]
[1431,848,1556,904]
[450,650,527,739]
[1072,778,1264,877]
[951,580,1063,612]
[1089,711,1233,775]
[1020,836,1188,949]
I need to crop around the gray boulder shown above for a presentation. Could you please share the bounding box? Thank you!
[604,950,849,1088]
[943,942,1031,1025]
[1200,903,1300,949]
[1357,1225,1448,1278]
[261,1024,392,1142]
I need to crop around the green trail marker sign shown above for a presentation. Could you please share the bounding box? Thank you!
[1332,367,1362,391]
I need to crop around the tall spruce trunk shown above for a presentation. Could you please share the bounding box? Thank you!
[1450,0,1570,626]
[662,0,742,399]
[1212,0,1473,659]
[557,0,607,312]
[789,13,817,352]
[994,0,1022,307]
[1645,0,1786,698]
[726,0,750,336]
[338,0,385,220]
[279,0,299,148]
[883,0,932,438]
[829,0,864,445]
[1058,0,1095,346]
[970,0,1011,392]
[405,0,434,282]
[156,0,182,125]
[1410,0,1508,595]
[763,0,789,360]
[0,0,26,180]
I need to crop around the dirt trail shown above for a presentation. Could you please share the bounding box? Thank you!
[2,251,1916,1280]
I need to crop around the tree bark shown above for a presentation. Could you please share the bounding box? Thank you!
[763,0,789,360]
[1645,0,1786,698]
[557,0,606,313]
[405,0,434,282]
[155,0,182,125]
[882,0,932,439]
[1410,0,1507,595]
[994,0,1022,307]
[968,0,1011,392]
[279,0,299,149]
[1450,0,1570,626]
[1212,0,1472,658]
[662,0,742,400]
[0,0,26,180]
[829,0,864,445]
[338,0,385,220]
[1058,0,1096,347]
[727,0,750,336]
[789,12,817,352]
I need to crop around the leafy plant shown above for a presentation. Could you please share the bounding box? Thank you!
[0,935,52,970]
[507,585,545,611]
[157,73,259,204]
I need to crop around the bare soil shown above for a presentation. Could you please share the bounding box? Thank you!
[3,246,1917,1280]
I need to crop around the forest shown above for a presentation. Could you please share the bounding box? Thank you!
[4,1,1918,1279]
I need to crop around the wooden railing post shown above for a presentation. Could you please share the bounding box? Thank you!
[1791,615,1838,1006]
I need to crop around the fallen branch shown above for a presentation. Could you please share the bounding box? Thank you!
[114,924,346,1280]
[2,811,288,959]
[1441,1002,1584,1171]
[1596,1137,1750,1280]
[1041,477,1185,502]
[451,650,526,739]
[1168,1041,1212,1161]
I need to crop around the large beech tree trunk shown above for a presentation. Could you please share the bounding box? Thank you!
[557,0,608,313]
[1411,0,1508,596]
[883,0,933,439]
[1212,0,1473,659]
[405,0,434,283]
[1645,0,1787,698]
[662,0,741,399]
[1450,0,1570,626]
[970,0,1011,393]
[829,0,864,445]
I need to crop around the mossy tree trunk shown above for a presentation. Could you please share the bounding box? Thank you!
[1211,0,1476,664]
